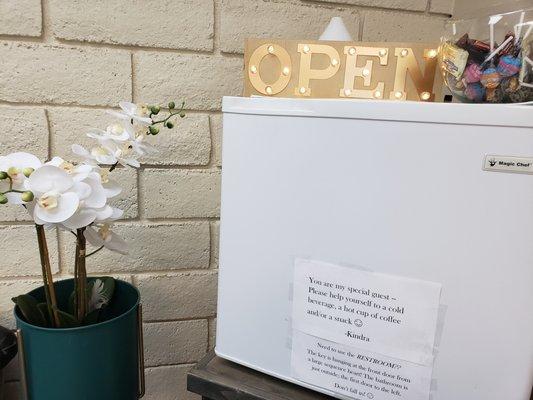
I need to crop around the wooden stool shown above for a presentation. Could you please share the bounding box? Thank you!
[187,351,334,400]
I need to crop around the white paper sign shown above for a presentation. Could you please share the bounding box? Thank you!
[292,259,442,365]
[291,331,433,400]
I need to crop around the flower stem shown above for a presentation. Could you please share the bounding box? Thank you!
[108,161,119,173]
[150,103,185,126]
[0,189,24,195]
[85,245,104,258]
[75,228,88,321]
[35,225,60,327]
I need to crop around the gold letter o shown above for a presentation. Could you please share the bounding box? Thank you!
[248,44,292,96]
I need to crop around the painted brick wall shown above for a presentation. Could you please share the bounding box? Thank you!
[0,0,451,398]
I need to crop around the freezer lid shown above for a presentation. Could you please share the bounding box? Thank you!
[222,96,533,128]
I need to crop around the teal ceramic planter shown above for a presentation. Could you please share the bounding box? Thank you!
[14,279,143,400]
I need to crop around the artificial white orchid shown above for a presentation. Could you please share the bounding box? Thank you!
[46,156,93,182]
[85,224,128,255]
[107,101,152,126]
[87,121,133,143]
[59,172,109,229]
[26,165,89,224]
[72,135,147,168]
[0,152,42,204]
[71,142,118,166]
[97,168,121,199]
[3,100,185,328]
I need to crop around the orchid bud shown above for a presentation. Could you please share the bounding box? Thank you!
[22,167,34,177]
[168,101,175,109]
[179,112,185,118]
[0,194,7,204]
[21,191,34,202]
[149,126,160,135]
[165,121,174,129]
[0,171,7,180]
[150,105,160,115]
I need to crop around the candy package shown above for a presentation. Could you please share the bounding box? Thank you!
[440,9,533,103]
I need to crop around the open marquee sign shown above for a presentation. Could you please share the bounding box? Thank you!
[244,39,444,102]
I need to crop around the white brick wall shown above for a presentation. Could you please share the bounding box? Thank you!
[0,0,451,398]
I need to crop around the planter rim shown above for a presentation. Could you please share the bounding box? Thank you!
[14,278,140,333]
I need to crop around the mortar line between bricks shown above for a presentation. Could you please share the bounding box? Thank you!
[56,38,218,55]
[138,217,220,224]
[144,361,205,369]
[209,222,216,269]
[207,111,216,168]
[131,268,218,276]
[0,220,34,226]
[0,217,219,226]
[138,164,218,170]
[425,0,432,14]
[145,363,197,370]
[0,33,218,55]
[39,0,45,39]
[0,101,223,115]
[1,216,220,227]
[213,0,221,55]
[0,35,43,43]
[40,0,54,43]
[43,109,52,160]
[0,268,215,281]
[0,270,67,281]
[130,52,135,103]
[301,0,452,17]
[41,0,58,46]
[143,317,212,324]
[211,222,218,269]
[220,52,244,59]
[0,275,47,282]
[136,160,144,220]
[358,10,365,41]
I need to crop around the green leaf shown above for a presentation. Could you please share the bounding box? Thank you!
[55,309,79,328]
[37,303,51,328]
[87,277,115,314]
[12,295,47,327]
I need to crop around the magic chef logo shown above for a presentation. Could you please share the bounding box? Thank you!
[484,155,533,174]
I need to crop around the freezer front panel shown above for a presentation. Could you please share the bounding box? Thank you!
[216,97,533,400]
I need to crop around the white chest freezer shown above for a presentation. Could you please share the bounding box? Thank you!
[216,97,533,400]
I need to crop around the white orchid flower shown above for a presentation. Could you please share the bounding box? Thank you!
[82,172,107,208]
[26,165,90,224]
[93,206,123,223]
[85,224,128,254]
[72,140,140,168]
[60,171,109,230]
[71,143,117,166]
[46,157,93,182]
[96,167,121,198]
[0,152,42,204]
[99,140,141,168]
[61,208,97,230]
[130,133,157,157]
[87,121,133,143]
[106,207,124,221]
[107,102,152,126]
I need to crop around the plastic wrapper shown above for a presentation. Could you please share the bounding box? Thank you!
[440,9,533,103]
